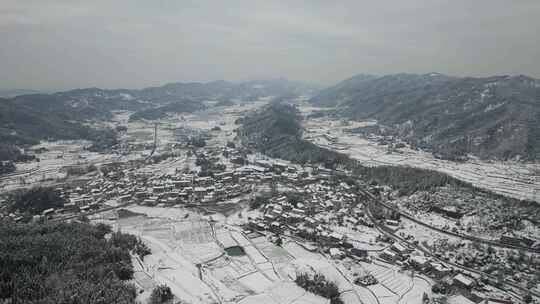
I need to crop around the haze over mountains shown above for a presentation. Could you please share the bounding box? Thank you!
[2,73,540,162]
[0,79,316,152]
[310,73,540,161]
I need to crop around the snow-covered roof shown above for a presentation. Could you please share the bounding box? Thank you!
[453,274,474,287]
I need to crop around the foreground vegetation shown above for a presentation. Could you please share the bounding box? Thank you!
[295,272,343,304]
[0,220,148,303]
[6,187,66,217]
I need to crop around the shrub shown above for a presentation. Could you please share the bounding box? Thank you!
[8,187,66,215]
[0,221,139,303]
[295,272,343,304]
[150,284,173,304]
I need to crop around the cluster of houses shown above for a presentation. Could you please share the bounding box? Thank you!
[27,145,356,220]
[245,179,379,261]
[56,166,273,213]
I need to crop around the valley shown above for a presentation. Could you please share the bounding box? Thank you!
[300,106,540,203]
[1,78,539,304]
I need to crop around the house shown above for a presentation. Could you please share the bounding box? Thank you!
[391,242,409,255]
[386,219,400,226]
[63,202,79,212]
[270,221,282,233]
[431,206,464,219]
[500,234,525,247]
[153,186,166,194]
[193,187,207,198]
[350,248,368,258]
[214,171,233,180]
[195,177,212,186]
[453,274,475,290]
[329,232,344,242]
[409,255,429,270]
[379,249,398,262]
[119,194,131,202]
[135,191,148,199]
[329,248,344,259]
[431,262,452,278]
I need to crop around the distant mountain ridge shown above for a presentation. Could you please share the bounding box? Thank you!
[0,79,316,162]
[309,73,540,161]
[0,89,46,98]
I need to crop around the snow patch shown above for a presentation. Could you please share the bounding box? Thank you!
[484,102,505,112]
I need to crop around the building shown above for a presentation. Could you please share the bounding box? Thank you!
[329,248,344,259]
[379,249,398,262]
[350,248,368,258]
[500,234,525,247]
[431,206,464,219]
[453,274,475,290]
[409,255,429,270]
[431,262,452,278]
[391,242,409,255]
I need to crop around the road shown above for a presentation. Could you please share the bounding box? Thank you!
[358,190,539,253]
[361,191,539,299]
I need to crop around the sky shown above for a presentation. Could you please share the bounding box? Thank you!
[1,0,540,91]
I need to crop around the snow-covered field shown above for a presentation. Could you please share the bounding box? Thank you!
[301,109,540,203]
[89,202,431,304]
[90,205,345,304]
[0,140,120,191]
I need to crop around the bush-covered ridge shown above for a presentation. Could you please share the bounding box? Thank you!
[0,221,149,303]
[7,187,67,216]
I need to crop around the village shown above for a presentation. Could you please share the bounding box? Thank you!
[0,102,538,304]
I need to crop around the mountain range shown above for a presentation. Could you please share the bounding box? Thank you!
[0,79,316,162]
[3,73,540,163]
[310,73,540,161]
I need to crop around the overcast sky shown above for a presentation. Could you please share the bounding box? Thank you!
[2,0,540,91]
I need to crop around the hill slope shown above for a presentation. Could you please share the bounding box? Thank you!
[0,79,315,159]
[128,99,205,121]
[310,73,540,160]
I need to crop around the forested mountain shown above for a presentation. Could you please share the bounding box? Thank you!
[128,99,205,121]
[0,79,314,163]
[139,78,316,103]
[310,73,540,160]
[0,97,117,149]
[239,102,473,194]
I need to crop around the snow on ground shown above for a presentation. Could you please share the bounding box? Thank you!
[330,224,388,251]
[238,282,328,304]
[340,258,430,304]
[301,109,540,203]
[0,140,119,191]
[90,203,359,304]
[399,276,432,304]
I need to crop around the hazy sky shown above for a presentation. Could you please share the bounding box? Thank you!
[2,0,540,90]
